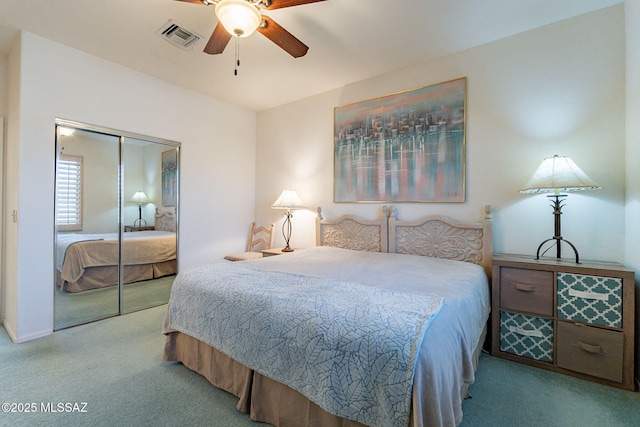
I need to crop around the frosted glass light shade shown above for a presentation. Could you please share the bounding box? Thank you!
[59,127,75,136]
[519,155,601,194]
[271,189,303,210]
[215,0,261,38]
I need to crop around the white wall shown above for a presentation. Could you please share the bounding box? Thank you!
[256,6,626,265]
[2,31,257,342]
[624,0,640,385]
[0,116,4,323]
[0,54,6,322]
[3,40,21,339]
[0,54,7,118]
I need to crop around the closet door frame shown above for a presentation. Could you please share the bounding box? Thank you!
[53,118,180,330]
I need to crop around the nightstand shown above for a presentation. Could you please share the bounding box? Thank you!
[124,225,155,232]
[262,248,294,257]
[491,254,635,390]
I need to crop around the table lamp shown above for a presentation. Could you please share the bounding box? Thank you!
[519,155,601,263]
[271,189,304,252]
[129,191,151,226]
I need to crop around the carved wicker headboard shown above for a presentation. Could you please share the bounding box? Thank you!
[388,205,493,276]
[316,207,389,252]
[155,211,177,233]
[315,205,493,276]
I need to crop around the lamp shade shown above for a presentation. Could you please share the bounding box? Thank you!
[129,191,151,204]
[519,155,601,194]
[215,0,261,38]
[271,189,303,210]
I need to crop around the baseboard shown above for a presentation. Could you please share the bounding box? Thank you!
[1,320,52,343]
[2,319,18,342]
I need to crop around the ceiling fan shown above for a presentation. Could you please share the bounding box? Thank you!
[175,0,326,58]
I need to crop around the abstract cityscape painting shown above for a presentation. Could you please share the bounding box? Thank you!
[334,78,466,202]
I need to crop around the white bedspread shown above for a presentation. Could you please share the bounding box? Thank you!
[169,261,443,427]
[241,246,490,427]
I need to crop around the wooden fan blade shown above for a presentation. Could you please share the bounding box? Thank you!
[264,0,327,10]
[204,22,232,54]
[174,0,210,5]
[257,16,308,58]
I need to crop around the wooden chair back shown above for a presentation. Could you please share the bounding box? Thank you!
[247,222,275,252]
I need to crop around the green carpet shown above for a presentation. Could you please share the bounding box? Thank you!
[461,353,640,426]
[1,305,639,427]
[1,305,263,427]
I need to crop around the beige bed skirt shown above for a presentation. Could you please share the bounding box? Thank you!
[163,331,368,427]
[57,260,176,293]
[162,326,487,427]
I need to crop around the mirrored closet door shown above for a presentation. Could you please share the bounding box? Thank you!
[121,138,178,314]
[54,120,180,330]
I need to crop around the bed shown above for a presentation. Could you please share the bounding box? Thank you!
[56,212,177,293]
[163,205,493,427]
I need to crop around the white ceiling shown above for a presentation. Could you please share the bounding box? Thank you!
[0,0,622,112]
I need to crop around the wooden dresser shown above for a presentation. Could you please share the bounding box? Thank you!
[491,254,635,390]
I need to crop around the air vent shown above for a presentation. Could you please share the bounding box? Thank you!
[156,20,203,50]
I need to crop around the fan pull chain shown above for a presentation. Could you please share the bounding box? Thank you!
[234,37,240,76]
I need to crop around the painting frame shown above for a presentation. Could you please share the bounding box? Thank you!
[162,148,178,207]
[333,77,466,203]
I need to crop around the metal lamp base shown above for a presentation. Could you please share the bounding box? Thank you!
[281,211,294,252]
[535,194,580,264]
[133,204,147,227]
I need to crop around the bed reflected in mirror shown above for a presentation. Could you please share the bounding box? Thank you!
[54,122,179,330]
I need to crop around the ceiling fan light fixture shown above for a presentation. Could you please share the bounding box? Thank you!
[215,0,262,38]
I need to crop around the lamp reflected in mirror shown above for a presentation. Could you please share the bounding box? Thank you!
[129,191,151,226]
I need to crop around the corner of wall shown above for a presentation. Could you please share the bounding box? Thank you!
[2,319,17,342]
[624,0,640,389]
[0,115,4,324]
